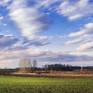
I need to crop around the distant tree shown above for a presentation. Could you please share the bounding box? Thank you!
[19,57,31,68]
[19,57,31,73]
[44,64,81,71]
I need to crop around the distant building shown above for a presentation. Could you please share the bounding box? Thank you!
[32,59,37,68]
[80,66,83,72]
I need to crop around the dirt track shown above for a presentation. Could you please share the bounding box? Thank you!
[11,71,93,78]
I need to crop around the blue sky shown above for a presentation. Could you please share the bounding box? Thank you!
[0,0,93,68]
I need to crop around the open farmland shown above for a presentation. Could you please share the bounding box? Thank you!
[0,76,93,93]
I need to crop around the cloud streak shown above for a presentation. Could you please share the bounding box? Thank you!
[0,50,93,63]
[77,41,93,52]
[69,23,93,37]
[65,22,93,53]
[0,35,18,49]
[58,0,93,20]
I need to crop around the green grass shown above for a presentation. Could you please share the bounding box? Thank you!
[0,76,93,93]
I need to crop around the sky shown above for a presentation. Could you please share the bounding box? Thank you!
[0,0,93,68]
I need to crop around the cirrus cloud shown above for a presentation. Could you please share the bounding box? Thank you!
[58,0,93,20]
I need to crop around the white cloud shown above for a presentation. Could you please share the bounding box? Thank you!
[33,0,93,21]
[0,49,93,63]
[58,0,93,20]
[0,0,10,6]
[64,22,93,55]
[0,34,18,49]
[0,16,4,20]
[65,38,83,45]
[69,23,93,37]
[8,0,46,39]
[77,41,93,52]
[37,0,59,7]
[0,16,4,25]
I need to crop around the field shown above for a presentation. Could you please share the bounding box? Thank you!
[0,76,93,93]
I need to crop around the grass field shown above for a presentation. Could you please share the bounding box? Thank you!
[0,76,93,93]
